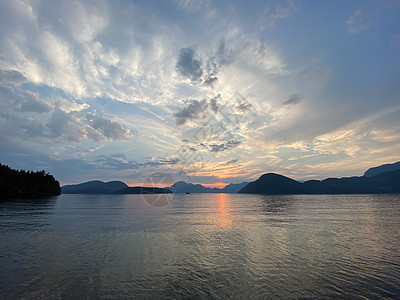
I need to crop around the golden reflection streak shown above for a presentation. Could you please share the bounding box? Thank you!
[216,193,233,228]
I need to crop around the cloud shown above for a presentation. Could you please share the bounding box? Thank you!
[176,47,203,82]
[0,0,179,104]
[175,42,236,88]
[173,0,216,19]
[283,94,302,105]
[346,10,373,34]
[173,99,208,125]
[201,139,241,152]
[94,154,181,170]
[201,39,238,88]
[20,91,52,113]
[236,93,252,112]
[209,94,220,113]
[258,0,296,29]
[203,75,218,88]
[0,84,131,141]
[216,39,235,65]
[94,153,136,170]
[0,83,51,113]
[173,95,223,125]
[226,158,238,165]
[47,109,86,141]
[86,114,132,141]
[0,70,27,86]
[1,0,398,185]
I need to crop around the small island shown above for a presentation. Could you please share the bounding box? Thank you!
[0,163,61,201]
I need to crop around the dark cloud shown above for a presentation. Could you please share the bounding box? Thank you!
[226,158,238,165]
[0,84,52,140]
[176,47,203,82]
[283,94,302,105]
[173,99,208,126]
[0,69,27,86]
[235,93,252,112]
[20,91,52,113]
[173,95,223,125]
[0,84,18,111]
[86,114,131,140]
[202,40,236,88]
[203,75,218,87]
[237,102,251,112]
[209,94,221,114]
[21,119,48,138]
[0,84,51,113]
[210,140,241,152]
[200,139,241,152]
[176,41,237,89]
[47,109,85,141]
[176,41,238,89]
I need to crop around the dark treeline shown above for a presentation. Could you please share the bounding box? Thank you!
[0,163,60,201]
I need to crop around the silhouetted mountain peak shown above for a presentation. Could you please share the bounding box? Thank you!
[239,173,304,195]
[364,161,400,177]
[62,180,128,194]
[259,173,298,182]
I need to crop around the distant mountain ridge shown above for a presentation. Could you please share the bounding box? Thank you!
[364,161,400,177]
[61,180,128,194]
[239,170,400,195]
[61,161,400,195]
[61,180,248,194]
[168,181,248,194]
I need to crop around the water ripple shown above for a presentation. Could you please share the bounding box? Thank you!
[1,194,400,298]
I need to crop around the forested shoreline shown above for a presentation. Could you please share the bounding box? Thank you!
[0,163,60,201]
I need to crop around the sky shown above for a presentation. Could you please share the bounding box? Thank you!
[0,0,400,187]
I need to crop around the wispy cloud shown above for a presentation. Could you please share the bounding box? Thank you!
[346,10,373,34]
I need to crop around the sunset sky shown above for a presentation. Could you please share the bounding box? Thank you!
[1,0,399,186]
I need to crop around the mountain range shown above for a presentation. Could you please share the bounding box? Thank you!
[168,181,248,194]
[61,161,400,195]
[61,180,248,194]
[238,170,400,195]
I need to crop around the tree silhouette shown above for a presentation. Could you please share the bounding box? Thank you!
[0,163,60,201]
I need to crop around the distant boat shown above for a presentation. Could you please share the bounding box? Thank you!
[185,192,191,194]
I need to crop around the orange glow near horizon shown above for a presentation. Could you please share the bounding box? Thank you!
[202,182,229,189]
[124,181,229,188]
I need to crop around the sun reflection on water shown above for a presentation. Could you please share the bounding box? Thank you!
[216,193,233,228]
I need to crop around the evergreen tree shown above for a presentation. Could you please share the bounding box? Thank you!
[0,163,60,201]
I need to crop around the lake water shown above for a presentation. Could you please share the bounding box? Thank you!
[1,193,400,299]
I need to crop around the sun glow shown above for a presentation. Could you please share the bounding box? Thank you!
[202,182,229,189]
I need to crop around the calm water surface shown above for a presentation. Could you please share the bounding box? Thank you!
[1,194,400,299]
